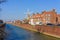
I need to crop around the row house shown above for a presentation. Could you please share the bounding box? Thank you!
[42,9,57,25]
[57,14,60,24]
[13,20,21,24]
[29,13,43,25]
[28,9,59,25]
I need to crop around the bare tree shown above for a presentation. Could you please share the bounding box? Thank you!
[0,0,6,4]
[0,0,6,11]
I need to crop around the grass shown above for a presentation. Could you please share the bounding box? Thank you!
[39,33,60,40]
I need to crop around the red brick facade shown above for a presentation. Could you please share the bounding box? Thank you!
[57,14,60,24]
[42,9,57,24]
[28,9,60,25]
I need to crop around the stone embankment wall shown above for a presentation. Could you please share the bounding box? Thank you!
[7,22,60,38]
[35,25,60,38]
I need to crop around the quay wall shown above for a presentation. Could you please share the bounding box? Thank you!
[7,23,60,38]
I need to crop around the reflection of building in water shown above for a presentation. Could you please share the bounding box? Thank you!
[27,9,60,25]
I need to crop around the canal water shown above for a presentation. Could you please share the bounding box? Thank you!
[4,24,60,40]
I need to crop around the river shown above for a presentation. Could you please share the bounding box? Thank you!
[4,24,60,40]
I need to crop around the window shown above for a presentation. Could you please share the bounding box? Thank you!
[48,14,51,16]
[46,14,48,16]
[47,18,50,20]
[46,14,51,17]
[38,18,40,20]
[45,14,51,21]
[45,17,50,21]
[46,21,50,23]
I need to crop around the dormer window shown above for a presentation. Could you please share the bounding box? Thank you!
[46,14,51,17]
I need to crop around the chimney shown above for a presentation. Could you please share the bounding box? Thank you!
[36,12,39,14]
[52,9,55,12]
[42,11,46,13]
[32,13,35,15]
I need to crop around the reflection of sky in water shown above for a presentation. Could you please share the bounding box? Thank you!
[4,24,60,40]
[4,24,32,40]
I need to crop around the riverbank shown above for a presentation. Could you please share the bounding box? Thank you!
[7,23,60,38]
[11,23,38,32]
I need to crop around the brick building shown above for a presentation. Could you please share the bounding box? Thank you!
[57,14,60,24]
[29,13,43,25]
[28,9,60,25]
[42,9,57,25]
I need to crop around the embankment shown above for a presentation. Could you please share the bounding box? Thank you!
[7,23,60,38]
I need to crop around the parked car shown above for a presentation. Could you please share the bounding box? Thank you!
[46,23,55,26]
[56,24,60,26]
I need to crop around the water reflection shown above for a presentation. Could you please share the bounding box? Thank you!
[4,24,60,40]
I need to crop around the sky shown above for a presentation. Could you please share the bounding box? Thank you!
[1,0,60,21]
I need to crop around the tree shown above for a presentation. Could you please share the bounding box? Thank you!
[0,0,6,11]
[0,0,6,4]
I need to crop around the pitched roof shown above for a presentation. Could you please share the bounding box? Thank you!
[31,13,42,18]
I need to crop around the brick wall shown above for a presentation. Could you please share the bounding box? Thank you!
[35,25,60,36]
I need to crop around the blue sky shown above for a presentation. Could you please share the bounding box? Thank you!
[1,0,60,21]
